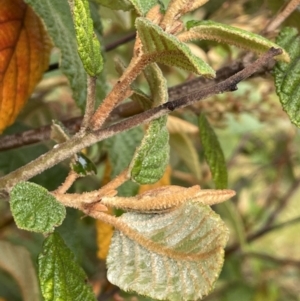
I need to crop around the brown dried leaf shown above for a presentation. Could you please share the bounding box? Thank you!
[0,0,52,133]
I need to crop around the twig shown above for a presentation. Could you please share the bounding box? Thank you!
[0,59,268,152]
[263,0,300,34]
[0,48,281,195]
[225,216,300,255]
[80,76,97,131]
[53,170,79,194]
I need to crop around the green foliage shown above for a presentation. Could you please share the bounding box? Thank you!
[199,114,228,189]
[38,233,96,301]
[10,182,66,233]
[274,27,300,127]
[72,153,97,176]
[136,17,215,77]
[107,201,229,301]
[93,0,133,11]
[130,116,169,184]
[74,0,103,76]
[185,20,290,62]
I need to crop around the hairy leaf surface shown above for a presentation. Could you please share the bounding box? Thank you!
[38,233,96,301]
[274,27,300,127]
[74,0,103,76]
[199,114,227,189]
[107,201,229,301]
[0,241,40,301]
[130,116,169,184]
[24,0,107,109]
[180,20,290,62]
[10,182,65,233]
[136,18,215,77]
[0,0,51,133]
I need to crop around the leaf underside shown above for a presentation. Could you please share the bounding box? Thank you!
[107,201,229,301]
[274,27,300,127]
[38,233,96,301]
[184,20,290,62]
[10,182,66,233]
[136,17,215,77]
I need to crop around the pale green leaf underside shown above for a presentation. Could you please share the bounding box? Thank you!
[184,20,290,62]
[136,18,215,77]
[199,115,228,189]
[274,27,300,127]
[130,116,169,184]
[143,63,168,107]
[24,0,87,108]
[74,0,103,76]
[107,201,229,301]
[38,233,96,301]
[10,182,65,233]
[0,241,40,301]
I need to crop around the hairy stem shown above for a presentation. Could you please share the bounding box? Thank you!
[0,48,281,195]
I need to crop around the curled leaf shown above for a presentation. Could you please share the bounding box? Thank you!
[274,27,300,127]
[102,185,235,212]
[178,20,290,62]
[136,17,215,77]
[0,0,51,133]
[107,201,229,301]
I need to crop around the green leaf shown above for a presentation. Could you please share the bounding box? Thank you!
[107,201,229,301]
[93,0,133,11]
[10,182,66,233]
[130,116,169,184]
[129,0,158,15]
[24,0,107,109]
[274,27,300,127]
[136,17,215,77]
[74,0,103,76]
[38,233,96,301]
[0,241,40,301]
[72,153,97,176]
[199,114,227,189]
[183,20,290,62]
[143,63,168,107]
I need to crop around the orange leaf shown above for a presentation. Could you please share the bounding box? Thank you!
[0,0,52,133]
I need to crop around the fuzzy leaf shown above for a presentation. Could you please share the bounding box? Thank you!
[274,27,300,127]
[129,0,158,15]
[74,0,103,76]
[136,17,215,77]
[10,182,66,233]
[130,116,169,184]
[24,0,107,109]
[181,20,290,62]
[38,233,96,301]
[0,241,40,301]
[107,201,229,301]
[0,0,51,133]
[143,63,168,107]
[199,114,227,189]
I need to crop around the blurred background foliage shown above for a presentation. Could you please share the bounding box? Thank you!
[0,0,300,300]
